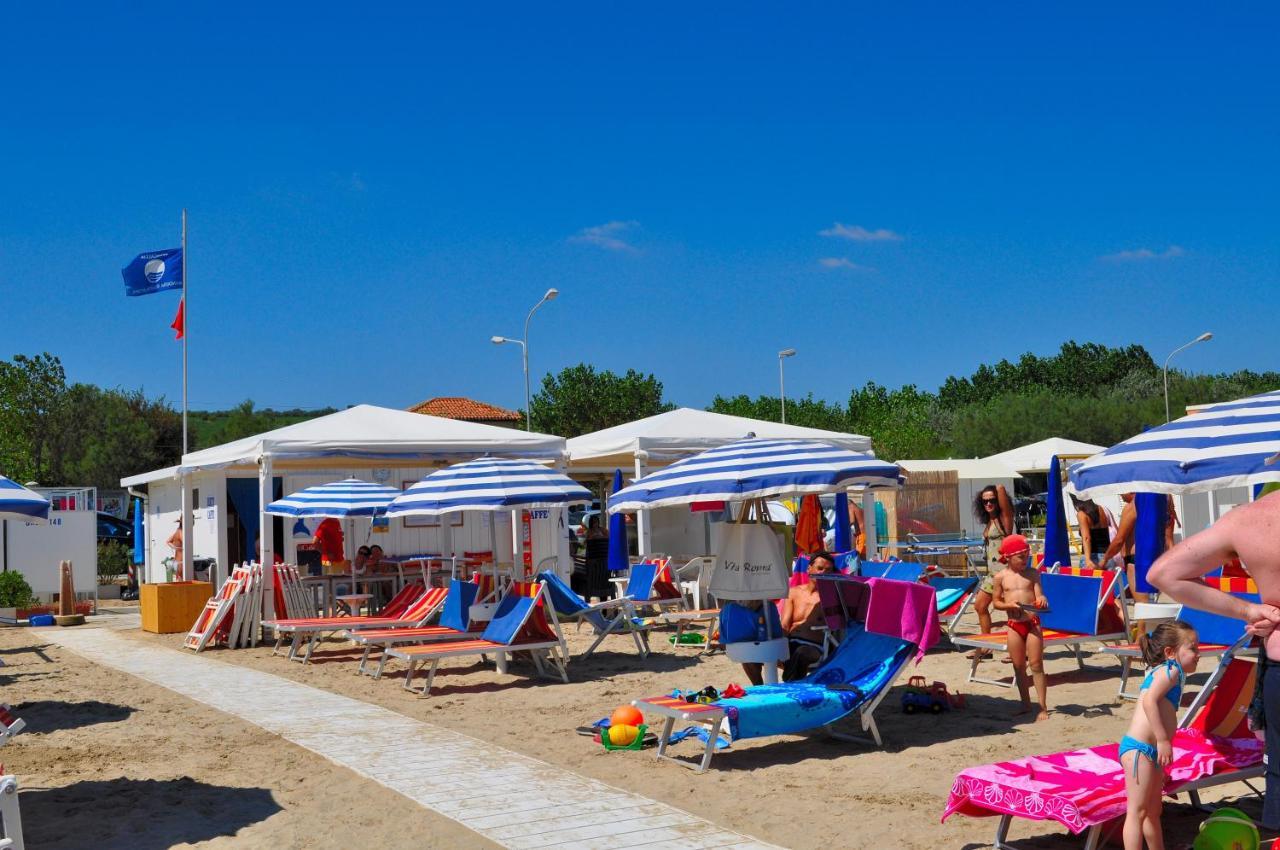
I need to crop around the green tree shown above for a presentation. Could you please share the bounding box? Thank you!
[846,382,948,460]
[0,352,68,481]
[530,365,673,437]
[706,393,849,432]
[47,386,183,490]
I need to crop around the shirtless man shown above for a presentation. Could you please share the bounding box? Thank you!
[1147,490,1280,828]
[991,534,1051,721]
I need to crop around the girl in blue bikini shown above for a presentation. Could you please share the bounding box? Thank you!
[1119,620,1200,850]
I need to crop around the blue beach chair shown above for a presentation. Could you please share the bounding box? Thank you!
[382,579,570,696]
[952,570,1130,688]
[536,570,650,658]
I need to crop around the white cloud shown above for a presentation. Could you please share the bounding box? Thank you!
[818,222,903,242]
[1101,245,1185,262]
[818,257,874,272]
[569,220,640,253]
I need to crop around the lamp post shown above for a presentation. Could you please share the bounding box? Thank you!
[1163,332,1213,422]
[492,288,559,430]
[778,348,797,424]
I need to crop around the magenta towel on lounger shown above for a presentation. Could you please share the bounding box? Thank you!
[862,578,940,662]
[940,727,1262,834]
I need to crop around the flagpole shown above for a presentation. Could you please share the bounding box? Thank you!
[180,209,192,583]
[182,208,188,456]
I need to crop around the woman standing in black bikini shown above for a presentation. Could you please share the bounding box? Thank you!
[970,484,1015,654]
[1072,496,1112,569]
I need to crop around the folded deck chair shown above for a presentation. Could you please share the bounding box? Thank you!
[942,642,1262,849]
[952,570,1129,688]
[858,560,925,582]
[266,583,443,663]
[535,570,649,658]
[383,579,569,696]
[350,579,487,678]
[1103,591,1257,700]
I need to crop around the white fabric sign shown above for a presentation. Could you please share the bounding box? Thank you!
[709,522,789,601]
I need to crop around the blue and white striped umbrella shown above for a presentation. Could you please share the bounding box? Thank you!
[606,438,901,513]
[386,458,592,516]
[265,478,401,518]
[0,475,50,523]
[1068,388,1280,498]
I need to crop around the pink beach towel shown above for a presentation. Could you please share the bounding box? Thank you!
[941,727,1262,834]
[863,577,941,662]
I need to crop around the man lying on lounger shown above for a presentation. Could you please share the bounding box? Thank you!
[1147,489,1280,828]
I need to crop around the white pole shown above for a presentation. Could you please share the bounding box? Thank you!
[634,451,650,556]
[862,490,878,560]
[258,456,275,617]
[779,357,787,424]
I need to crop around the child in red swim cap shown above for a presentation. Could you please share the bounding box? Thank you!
[992,534,1050,721]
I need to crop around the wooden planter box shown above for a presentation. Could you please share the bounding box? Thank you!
[140,581,213,634]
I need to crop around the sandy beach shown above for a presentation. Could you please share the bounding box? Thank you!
[0,604,1257,849]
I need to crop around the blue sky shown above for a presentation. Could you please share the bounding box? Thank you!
[1,4,1276,413]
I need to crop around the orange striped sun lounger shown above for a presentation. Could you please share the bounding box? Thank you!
[951,570,1128,688]
[350,579,489,677]
[266,584,445,663]
[382,579,569,696]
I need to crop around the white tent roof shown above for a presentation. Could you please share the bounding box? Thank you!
[564,408,873,469]
[121,405,566,486]
[984,437,1105,474]
[896,458,1021,480]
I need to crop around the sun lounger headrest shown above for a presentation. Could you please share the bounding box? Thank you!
[1038,572,1109,634]
[440,579,479,632]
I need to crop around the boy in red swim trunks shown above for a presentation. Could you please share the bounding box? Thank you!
[991,534,1050,721]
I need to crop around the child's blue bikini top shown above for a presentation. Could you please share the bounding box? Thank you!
[1140,658,1185,708]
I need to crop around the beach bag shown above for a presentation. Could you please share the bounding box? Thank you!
[710,522,789,601]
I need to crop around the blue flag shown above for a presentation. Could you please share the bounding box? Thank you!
[122,248,183,296]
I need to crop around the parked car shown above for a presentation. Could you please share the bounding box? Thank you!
[97,512,134,548]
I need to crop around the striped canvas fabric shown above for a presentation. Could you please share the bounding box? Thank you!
[606,438,901,513]
[386,458,591,516]
[266,478,401,517]
[1068,388,1280,497]
[0,475,50,522]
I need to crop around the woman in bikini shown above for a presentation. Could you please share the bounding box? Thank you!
[1119,620,1200,850]
[969,484,1014,657]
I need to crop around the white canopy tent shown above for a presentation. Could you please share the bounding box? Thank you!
[984,437,1105,474]
[565,408,876,555]
[122,405,567,597]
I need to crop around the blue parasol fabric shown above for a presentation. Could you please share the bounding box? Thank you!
[132,498,144,564]
[1041,455,1071,569]
[833,491,852,552]
[608,469,628,571]
[1133,493,1167,595]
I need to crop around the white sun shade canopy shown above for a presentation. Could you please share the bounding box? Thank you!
[565,408,874,469]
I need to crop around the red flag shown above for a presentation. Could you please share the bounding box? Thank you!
[170,298,185,340]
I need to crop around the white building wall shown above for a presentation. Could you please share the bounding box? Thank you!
[2,510,96,598]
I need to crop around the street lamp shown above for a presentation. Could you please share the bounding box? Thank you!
[1163,331,1213,422]
[778,348,797,424]
[492,288,559,430]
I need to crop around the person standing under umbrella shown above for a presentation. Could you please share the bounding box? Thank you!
[583,516,610,601]
[1147,491,1280,828]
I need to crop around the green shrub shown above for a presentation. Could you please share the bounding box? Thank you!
[97,541,132,582]
[0,571,35,609]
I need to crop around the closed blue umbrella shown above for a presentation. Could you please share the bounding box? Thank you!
[1133,493,1167,595]
[1068,388,1280,497]
[833,491,852,552]
[132,498,145,565]
[1041,455,1071,569]
[608,469,628,572]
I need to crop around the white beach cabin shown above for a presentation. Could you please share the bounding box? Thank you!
[121,405,569,595]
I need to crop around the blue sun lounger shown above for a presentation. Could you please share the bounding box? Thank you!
[635,624,916,772]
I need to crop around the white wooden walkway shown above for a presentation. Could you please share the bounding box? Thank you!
[42,627,779,850]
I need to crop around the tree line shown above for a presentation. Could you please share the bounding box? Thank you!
[2,343,1276,491]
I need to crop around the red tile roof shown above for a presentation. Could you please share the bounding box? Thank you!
[408,397,522,422]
